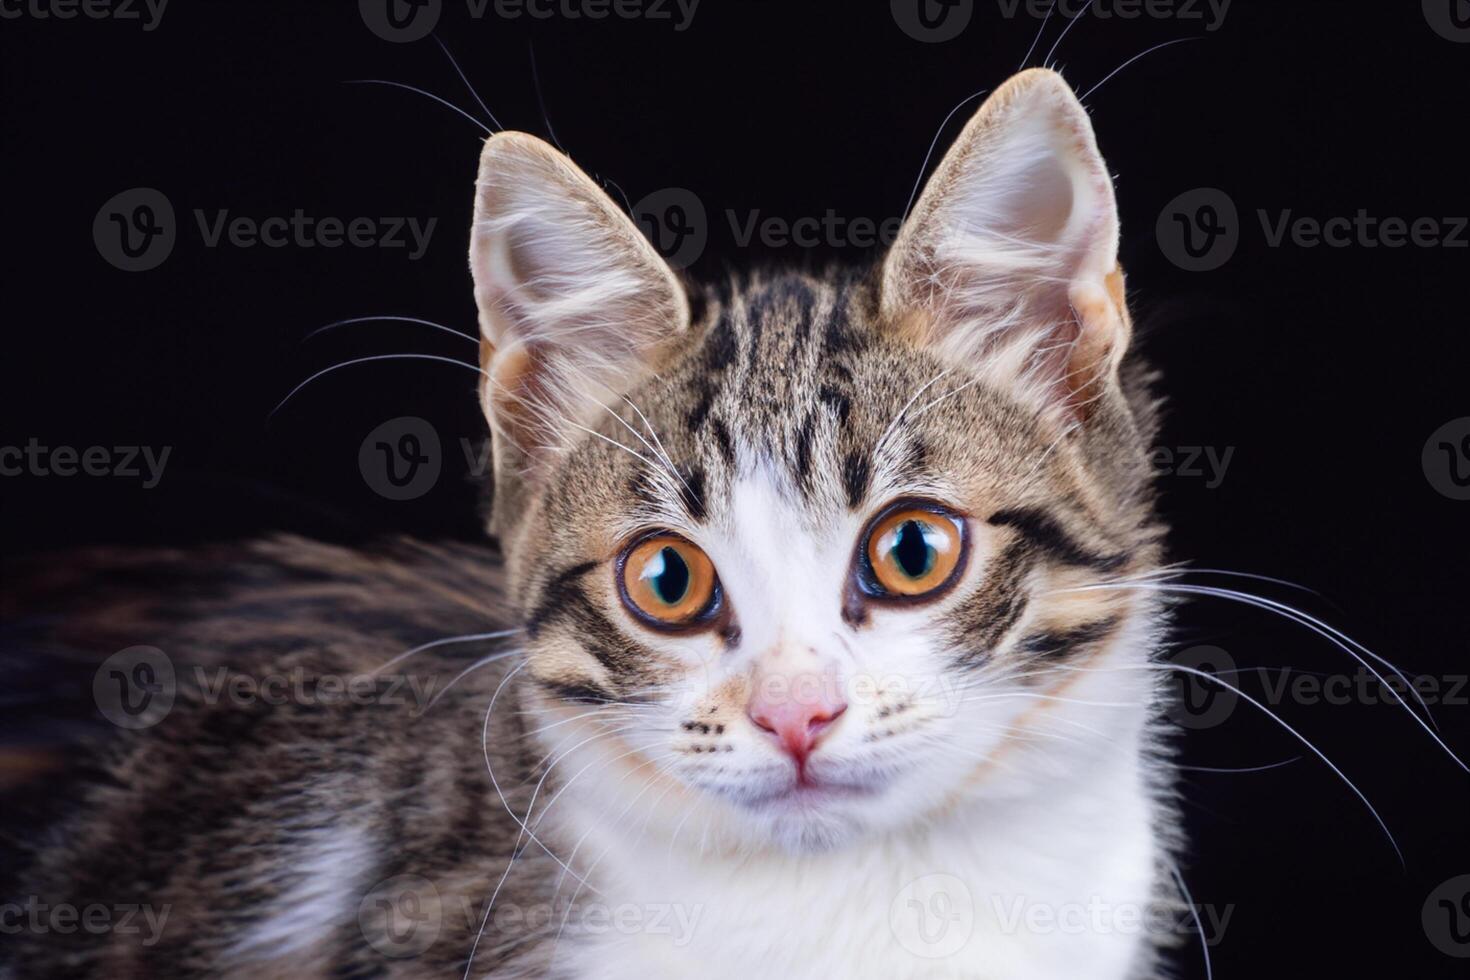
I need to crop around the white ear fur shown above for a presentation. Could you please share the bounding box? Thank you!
[883,69,1129,419]
[469,132,688,461]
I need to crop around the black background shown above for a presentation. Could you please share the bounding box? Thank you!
[3,1,1469,975]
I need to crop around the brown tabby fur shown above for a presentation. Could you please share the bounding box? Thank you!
[3,270,1163,977]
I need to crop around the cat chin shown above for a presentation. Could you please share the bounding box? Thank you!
[747,792,952,855]
[729,783,937,855]
[754,806,866,855]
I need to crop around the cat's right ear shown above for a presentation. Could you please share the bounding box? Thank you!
[881,69,1130,425]
[469,132,688,474]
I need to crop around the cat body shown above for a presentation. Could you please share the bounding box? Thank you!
[6,68,1183,979]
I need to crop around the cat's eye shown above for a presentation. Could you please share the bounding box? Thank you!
[859,504,966,599]
[618,534,720,628]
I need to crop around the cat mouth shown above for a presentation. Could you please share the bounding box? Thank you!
[738,775,883,809]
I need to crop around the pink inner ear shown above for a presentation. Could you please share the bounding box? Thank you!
[882,71,1128,423]
[483,342,551,460]
[1007,154,1076,244]
[470,133,691,467]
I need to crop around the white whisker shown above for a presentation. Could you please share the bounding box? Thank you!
[1042,0,1096,70]
[371,628,522,677]
[303,314,475,345]
[1078,37,1203,103]
[1018,0,1060,69]
[1061,661,1404,865]
[424,649,525,709]
[1053,580,1463,770]
[433,34,504,130]
[344,79,492,134]
[269,353,485,420]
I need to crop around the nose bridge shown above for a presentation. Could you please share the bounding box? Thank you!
[753,650,833,712]
[723,472,855,755]
[722,469,837,652]
[730,515,845,665]
[745,640,848,766]
[755,637,830,677]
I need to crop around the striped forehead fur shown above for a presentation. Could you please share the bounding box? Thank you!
[508,267,1162,671]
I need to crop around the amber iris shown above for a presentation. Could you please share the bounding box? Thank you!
[620,536,718,625]
[865,508,964,597]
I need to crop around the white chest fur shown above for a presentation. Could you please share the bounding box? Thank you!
[543,733,1160,980]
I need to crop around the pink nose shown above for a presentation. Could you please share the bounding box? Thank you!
[746,674,848,765]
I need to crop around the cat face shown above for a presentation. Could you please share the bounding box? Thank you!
[469,69,1163,853]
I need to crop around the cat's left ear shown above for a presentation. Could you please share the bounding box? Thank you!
[469,132,688,469]
[882,69,1129,421]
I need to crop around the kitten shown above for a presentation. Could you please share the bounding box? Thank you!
[6,68,1176,978]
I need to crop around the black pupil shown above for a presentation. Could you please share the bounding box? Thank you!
[652,547,690,604]
[893,521,934,579]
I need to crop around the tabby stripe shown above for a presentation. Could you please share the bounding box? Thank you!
[526,560,599,637]
[527,561,652,681]
[901,437,929,480]
[822,314,863,358]
[710,416,736,469]
[535,677,621,705]
[687,386,714,432]
[842,451,871,509]
[561,595,647,680]
[745,309,765,371]
[818,385,852,425]
[987,507,1128,572]
[1017,617,1121,660]
[702,315,738,372]
[794,412,815,484]
[628,473,659,507]
[951,540,1034,667]
[679,466,707,522]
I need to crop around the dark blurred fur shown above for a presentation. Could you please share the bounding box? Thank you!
[1,538,570,978]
